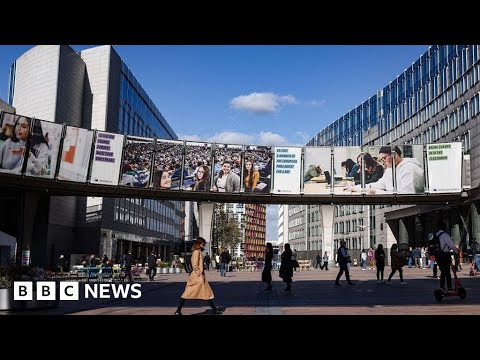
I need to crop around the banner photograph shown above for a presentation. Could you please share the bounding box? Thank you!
[427,142,462,193]
[25,119,63,179]
[303,147,331,195]
[333,146,362,195]
[0,112,30,175]
[273,146,302,194]
[0,110,468,199]
[57,126,94,182]
[212,144,242,193]
[120,136,154,188]
[89,131,125,185]
[243,145,272,193]
[154,139,184,190]
[183,141,212,191]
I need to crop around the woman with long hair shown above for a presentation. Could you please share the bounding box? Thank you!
[174,237,223,315]
[243,160,259,192]
[193,165,210,191]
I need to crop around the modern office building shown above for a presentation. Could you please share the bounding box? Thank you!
[244,203,266,259]
[284,45,480,263]
[6,45,185,268]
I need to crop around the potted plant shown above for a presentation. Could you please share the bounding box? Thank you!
[0,262,59,311]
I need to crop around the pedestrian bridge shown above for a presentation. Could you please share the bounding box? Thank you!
[0,111,472,205]
[0,172,472,205]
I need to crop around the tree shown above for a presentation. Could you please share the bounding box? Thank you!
[212,204,242,253]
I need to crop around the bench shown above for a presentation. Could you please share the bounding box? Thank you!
[298,260,312,271]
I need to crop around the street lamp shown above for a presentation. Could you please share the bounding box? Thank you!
[356,225,367,251]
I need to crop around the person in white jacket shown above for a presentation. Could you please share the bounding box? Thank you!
[345,146,424,194]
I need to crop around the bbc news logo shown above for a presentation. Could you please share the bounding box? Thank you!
[14,282,142,300]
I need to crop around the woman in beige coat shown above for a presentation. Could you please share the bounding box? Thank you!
[174,237,223,315]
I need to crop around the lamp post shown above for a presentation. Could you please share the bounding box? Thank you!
[356,225,367,251]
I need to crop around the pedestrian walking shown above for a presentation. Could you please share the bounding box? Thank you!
[174,237,223,315]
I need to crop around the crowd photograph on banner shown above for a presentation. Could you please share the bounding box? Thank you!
[303,147,331,195]
[57,126,94,182]
[333,146,363,195]
[0,113,30,175]
[183,141,213,191]
[120,137,154,188]
[243,145,272,193]
[153,139,184,190]
[211,143,242,193]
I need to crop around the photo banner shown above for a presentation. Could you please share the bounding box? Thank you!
[22,119,62,179]
[333,146,362,195]
[154,139,184,190]
[396,144,425,194]
[183,141,212,191]
[303,147,331,195]
[212,144,242,193]
[273,146,301,194]
[120,136,154,188]
[89,131,124,185]
[243,145,272,193]
[58,126,94,182]
[0,112,30,175]
[427,142,462,193]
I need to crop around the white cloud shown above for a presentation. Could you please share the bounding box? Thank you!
[177,134,202,142]
[295,131,311,145]
[230,92,298,115]
[178,131,294,146]
[207,131,255,145]
[308,99,327,107]
[258,131,288,146]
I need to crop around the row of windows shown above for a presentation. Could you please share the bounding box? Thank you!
[334,205,364,217]
[379,67,480,145]
[113,198,181,238]
[309,45,480,148]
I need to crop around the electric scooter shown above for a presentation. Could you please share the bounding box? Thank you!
[434,264,466,302]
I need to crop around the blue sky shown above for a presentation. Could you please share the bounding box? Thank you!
[0,45,430,241]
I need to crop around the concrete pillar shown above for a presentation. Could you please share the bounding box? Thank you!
[414,216,423,247]
[198,202,214,254]
[16,192,50,267]
[320,205,334,266]
[398,218,409,252]
[451,218,461,246]
[471,202,480,243]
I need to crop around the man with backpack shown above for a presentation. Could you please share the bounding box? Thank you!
[434,222,458,292]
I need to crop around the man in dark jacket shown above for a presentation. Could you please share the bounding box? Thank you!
[147,252,157,281]
[335,240,355,286]
[123,251,133,282]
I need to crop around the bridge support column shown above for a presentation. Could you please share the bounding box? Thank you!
[471,202,480,243]
[398,218,409,252]
[198,202,214,254]
[16,192,50,267]
[320,205,334,266]
[451,215,461,246]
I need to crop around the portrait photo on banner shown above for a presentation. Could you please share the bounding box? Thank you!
[0,112,30,175]
[333,146,362,195]
[153,139,183,190]
[243,145,272,193]
[120,136,154,188]
[57,126,94,182]
[26,119,63,179]
[182,141,213,191]
[212,143,242,193]
[303,147,331,195]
